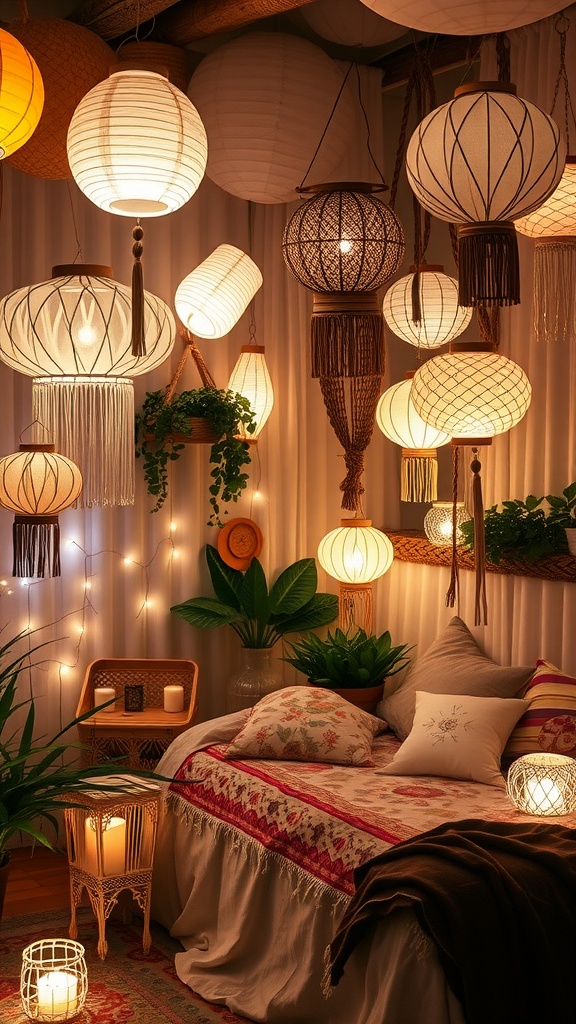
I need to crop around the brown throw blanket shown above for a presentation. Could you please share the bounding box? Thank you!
[328,818,576,1024]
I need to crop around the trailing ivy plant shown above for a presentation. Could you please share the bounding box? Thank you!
[135,386,256,525]
[460,494,567,564]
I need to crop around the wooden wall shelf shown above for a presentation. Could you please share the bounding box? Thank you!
[386,530,576,583]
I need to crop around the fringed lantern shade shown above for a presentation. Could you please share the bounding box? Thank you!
[406,82,565,306]
[507,752,576,816]
[424,501,467,547]
[383,266,472,349]
[188,32,354,204]
[175,246,263,340]
[7,18,113,179]
[357,1,568,34]
[515,157,576,343]
[0,27,44,159]
[410,342,532,439]
[318,519,393,632]
[376,377,450,502]
[298,0,407,47]
[0,444,82,578]
[227,345,274,442]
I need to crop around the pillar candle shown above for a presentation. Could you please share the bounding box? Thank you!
[36,971,78,1017]
[164,684,184,713]
[84,816,126,876]
[93,686,116,712]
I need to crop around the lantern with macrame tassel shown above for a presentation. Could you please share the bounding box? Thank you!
[411,340,532,624]
[376,374,451,502]
[0,443,82,578]
[317,519,394,633]
[67,62,207,356]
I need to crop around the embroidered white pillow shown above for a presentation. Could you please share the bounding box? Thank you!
[225,685,385,766]
[378,691,529,787]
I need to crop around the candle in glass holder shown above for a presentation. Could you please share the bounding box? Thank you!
[93,686,116,712]
[84,816,126,876]
[37,971,78,1017]
[164,684,184,713]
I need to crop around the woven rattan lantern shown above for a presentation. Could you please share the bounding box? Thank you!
[298,0,407,47]
[424,501,468,547]
[227,345,274,442]
[7,17,113,179]
[0,444,82,578]
[21,939,88,1021]
[507,752,576,815]
[67,65,207,355]
[0,27,44,159]
[0,264,175,508]
[318,519,394,632]
[357,1,568,34]
[376,375,450,502]
[406,82,565,307]
[175,246,263,340]
[515,157,576,342]
[188,32,354,204]
[383,266,472,350]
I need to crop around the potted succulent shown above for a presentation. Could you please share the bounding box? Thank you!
[170,545,339,710]
[546,482,576,556]
[135,386,256,525]
[283,626,413,713]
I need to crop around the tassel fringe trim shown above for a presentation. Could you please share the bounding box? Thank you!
[401,454,438,502]
[13,517,60,578]
[458,222,520,307]
[311,314,384,378]
[533,240,576,343]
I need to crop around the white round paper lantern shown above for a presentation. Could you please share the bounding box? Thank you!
[188,32,355,204]
[383,266,472,349]
[299,0,407,47]
[357,1,567,35]
[227,345,274,441]
[175,245,263,339]
[67,67,207,217]
[318,519,394,585]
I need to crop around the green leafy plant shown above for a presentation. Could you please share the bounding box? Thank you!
[135,386,256,525]
[170,545,338,649]
[460,494,567,564]
[282,626,412,690]
[545,482,576,530]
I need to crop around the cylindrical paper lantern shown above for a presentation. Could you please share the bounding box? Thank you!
[0,444,82,578]
[0,27,44,159]
[424,501,468,547]
[376,376,450,502]
[299,0,407,47]
[188,32,355,204]
[515,157,576,343]
[357,1,568,34]
[318,518,394,633]
[7,17,113,179]
[507,752,576,816]
[406,82,565,306]
[383,266,472,349]
[175,246,263,339]
[227,345,274,442]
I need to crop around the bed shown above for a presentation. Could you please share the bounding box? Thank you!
[150,618,576,1023]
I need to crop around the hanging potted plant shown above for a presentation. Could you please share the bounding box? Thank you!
[135,385,256,525]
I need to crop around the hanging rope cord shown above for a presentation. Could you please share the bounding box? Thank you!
[550,11,576,147]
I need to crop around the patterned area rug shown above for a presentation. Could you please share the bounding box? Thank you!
[0,908,253,1024]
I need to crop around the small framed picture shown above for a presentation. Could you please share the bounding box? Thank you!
[124,684,144,712]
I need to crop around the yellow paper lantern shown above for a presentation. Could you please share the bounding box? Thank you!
[0,27,44,159]
[376,376,450,502]
[383,265,472,349]
[227,345,274,442]
[357,0,567,34]
[318,519,393,632]
[507,752,576,816]
[175,246,263,340]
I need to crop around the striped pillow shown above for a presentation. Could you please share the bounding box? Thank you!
[504,660,576,760]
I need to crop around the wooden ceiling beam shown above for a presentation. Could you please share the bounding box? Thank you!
[375,33,483,89]
[156,0,314,45]
[69,0,180,40]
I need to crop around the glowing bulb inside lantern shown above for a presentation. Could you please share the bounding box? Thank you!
[76,322,97,346]
[526,777,565,815]
[343,545,366,581]
[339,237,353,254]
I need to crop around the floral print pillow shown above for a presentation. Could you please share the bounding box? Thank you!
[225,686,386,766]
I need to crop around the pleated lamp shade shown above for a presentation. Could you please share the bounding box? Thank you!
[175,246,263,340]
[410,342,532,441]
[7,17,113,179]
[0,27,44,159]
[227,345,274,442]
[383,266,472,350]
[376,376,450,502]
[515,157,576,342]
[0,443,82,578]
[318,519,394,632]
[357,0,567,34]
[188,32,354,204]
[424,501,467,547]
[298,0,407,47]
[406,82,565,306]
[0,265,175,508]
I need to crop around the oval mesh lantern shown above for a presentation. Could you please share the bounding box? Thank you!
[227,345,274,442]
[0,27,44,159]
[424,501,467,547]
[188,32,354,204]
[0,444,82,578]
[406,82,565,306]
[507,752,576,816]
[515,157,576,342]
[7,17,113,179]
[318,519,394,632]
[175,246,263,340]
[383,265,472,350]
[298,0,407,48]
[376,376,450,502]
[357,0,567,34]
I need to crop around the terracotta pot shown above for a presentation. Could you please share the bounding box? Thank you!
[310,681,385,714]
[0,853,10,919]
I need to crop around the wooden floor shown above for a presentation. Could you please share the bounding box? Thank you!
[3,846,71,917]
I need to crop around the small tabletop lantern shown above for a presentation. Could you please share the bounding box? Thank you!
[21,938,87,1021]
[507,752,576,816]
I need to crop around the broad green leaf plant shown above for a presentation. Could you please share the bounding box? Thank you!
[170,545,338,648]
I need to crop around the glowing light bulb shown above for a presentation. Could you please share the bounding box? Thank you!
[76,322,97,346]
[343,545,366,581]
[76,624,85,635]
[170,520,177,532]
[84,580,92,591]
[339,237,353,254]
[171,548,180,559]
[123,556,133,565]
[0,579,7,586]
[20,579,29,587]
